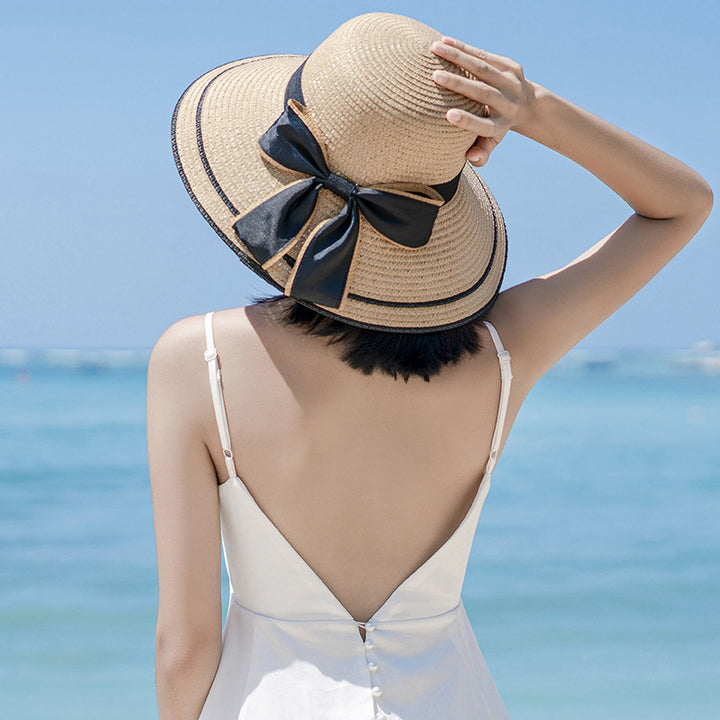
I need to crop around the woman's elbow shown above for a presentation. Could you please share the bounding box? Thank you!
[686,175,713,220]
[155,624,222,714]
[664,177,713,240]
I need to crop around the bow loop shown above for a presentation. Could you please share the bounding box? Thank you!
[233,98,459,309]
[258,98,328,180]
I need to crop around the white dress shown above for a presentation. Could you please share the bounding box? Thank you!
[199,311,513,720]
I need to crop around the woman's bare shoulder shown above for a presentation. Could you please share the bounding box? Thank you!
[148,311,237,431]
[148,307,256,414]
[149,307,251,370]
[149,313,207,380]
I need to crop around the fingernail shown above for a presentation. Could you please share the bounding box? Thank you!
[433,70,449,85]
[431,41,447,55]
[441,36,456,45]
[447,109,462,123]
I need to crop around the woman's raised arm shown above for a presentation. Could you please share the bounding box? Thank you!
[431,37,713,385]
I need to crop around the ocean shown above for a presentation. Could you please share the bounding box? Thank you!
[1,347,718,719]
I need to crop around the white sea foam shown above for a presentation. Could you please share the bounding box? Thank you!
[1,345,719,375]
[0,348,151,370]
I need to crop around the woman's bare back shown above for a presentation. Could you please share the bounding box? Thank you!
[199,302,521,623]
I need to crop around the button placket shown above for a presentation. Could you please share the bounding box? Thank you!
[359,620,384,710]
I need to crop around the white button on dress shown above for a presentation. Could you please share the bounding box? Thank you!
[198,312,513,719]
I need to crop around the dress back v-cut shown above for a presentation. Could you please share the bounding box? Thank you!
[198,311,513,720]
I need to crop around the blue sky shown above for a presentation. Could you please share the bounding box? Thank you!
[1,0,717,350]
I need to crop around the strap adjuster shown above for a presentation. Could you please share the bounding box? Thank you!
[204,348,218,362]
[497,349,513,378]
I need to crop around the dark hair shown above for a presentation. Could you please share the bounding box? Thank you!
[252,293,486,383]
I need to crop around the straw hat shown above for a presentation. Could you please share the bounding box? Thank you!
[172,12,507,332]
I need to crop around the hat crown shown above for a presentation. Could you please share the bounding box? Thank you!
[301,13,483,187]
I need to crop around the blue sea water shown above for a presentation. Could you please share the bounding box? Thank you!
[1,348,718,719]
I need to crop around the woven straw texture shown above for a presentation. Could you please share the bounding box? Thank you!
[172,12,507,331]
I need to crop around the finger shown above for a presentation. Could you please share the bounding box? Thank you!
[431,41,512,90]
[466,137,496,166]
[439,36,515,73]
[432,70,510,113]
[446,108,495,137]
[467,152,486,167]
[466,145,485,166]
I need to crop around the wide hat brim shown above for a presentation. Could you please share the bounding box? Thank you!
[172,52,507,332]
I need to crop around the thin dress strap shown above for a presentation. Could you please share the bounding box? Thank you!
[204,311,238,481]
[482,320,513,476]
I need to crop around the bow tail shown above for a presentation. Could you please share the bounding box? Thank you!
[288,200,361,308]
[233,178,319,268]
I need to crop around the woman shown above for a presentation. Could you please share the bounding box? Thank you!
[147,13,712,720]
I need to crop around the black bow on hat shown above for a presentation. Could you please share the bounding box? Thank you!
[233,98,460,309]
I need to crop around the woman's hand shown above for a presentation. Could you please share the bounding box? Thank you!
[431,36,537,166]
